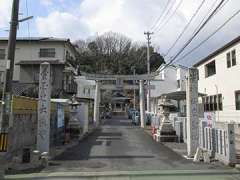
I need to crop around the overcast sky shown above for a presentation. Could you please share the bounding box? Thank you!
[0,0,240,66]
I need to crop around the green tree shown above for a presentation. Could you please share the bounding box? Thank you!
[74,32,165,75]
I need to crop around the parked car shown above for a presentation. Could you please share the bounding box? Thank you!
[131,110,140,125]
[127,108,135,119]
[145,112,156,126]
[105,111,112,119]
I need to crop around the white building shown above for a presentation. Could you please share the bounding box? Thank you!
[194,36,240,124]
[75,76,95,100]
[150,64,188,114]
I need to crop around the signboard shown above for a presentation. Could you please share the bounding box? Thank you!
[204,112,216,127]
[57,103,64,128]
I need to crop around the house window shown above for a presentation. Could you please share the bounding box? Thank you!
[0,71,4,83]
[0,49,6,59]
[39,48,55,58]
[226,49,237,68]
[227,52,231,68]
[205,60,216,77]
[177,80,180,89]
[203,94,222,112]
[232,50,236,66]
[235,90,240,110]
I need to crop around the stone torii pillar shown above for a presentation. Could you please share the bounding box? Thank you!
[186,68,199,157]
[94,80,100,127]
[139,80,146,128]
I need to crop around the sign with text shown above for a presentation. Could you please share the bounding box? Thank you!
[204,112,216,127]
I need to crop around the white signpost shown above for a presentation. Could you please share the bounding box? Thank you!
[37,62,51,153]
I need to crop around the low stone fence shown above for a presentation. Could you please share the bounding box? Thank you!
[199,121,236,165]
[173,117,187,143]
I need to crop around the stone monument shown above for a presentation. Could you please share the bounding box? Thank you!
[37,62,51,153]
[186,68,199,157]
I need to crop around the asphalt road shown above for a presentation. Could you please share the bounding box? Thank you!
[43,116,231,172]
[5,116,240,180]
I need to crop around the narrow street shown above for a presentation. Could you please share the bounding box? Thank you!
[44,116,229,173]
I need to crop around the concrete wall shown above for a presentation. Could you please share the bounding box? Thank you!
[197,41,240,123]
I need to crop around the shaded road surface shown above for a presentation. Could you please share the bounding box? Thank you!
[44,116,231,172]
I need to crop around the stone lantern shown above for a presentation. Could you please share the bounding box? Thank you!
[157,96,177,142]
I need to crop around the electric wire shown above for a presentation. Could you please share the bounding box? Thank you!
[164,0,206,57]
[152,0,176,32]
[154,0,183,34]
[159,0,226,72]
[191,0,230,37]
[150,0,171,31]
[174,7,240,65]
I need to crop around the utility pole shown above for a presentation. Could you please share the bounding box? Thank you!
[131,66,136,110]
[144,31,153,112]
[1,0,20,131]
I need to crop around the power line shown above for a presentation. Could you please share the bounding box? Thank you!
[191,0,229,37]
[164,0,206,57]
[150,0,171,31]
[154,0,183,34]
[159,0,225,72]
[175,7,240,65]
[152,0,176,32]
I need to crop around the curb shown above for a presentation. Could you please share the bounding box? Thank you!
[5,169,240,179]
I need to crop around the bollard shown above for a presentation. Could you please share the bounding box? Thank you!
[0,154,6,179]
[41,152,49,167]
[32,150,40,167]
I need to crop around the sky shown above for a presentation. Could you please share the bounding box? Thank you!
[0,0,240,66]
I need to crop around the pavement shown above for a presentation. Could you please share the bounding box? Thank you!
[4,116,240,180]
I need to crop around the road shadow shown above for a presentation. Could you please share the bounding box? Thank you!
[53,127,123,161]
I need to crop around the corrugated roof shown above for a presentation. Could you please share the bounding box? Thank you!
[193,36,240,67]
[15,60,65,65]
[0,37,69,42]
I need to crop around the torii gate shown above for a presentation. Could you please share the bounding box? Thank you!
[82,72,158,128]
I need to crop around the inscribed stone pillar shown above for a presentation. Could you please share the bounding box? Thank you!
[186,68,199,157]
[139,80,146,128]
[37,62,51,153]
[94,81,100,126]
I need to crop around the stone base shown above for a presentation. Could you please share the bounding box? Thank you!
[158,122,178,142]
[158,134,178,142]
